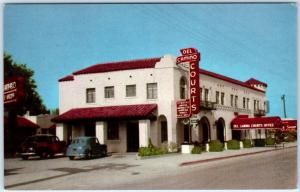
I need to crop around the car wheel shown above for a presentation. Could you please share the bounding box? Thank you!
[69,156,74,160]
[22,156,28,160]
[40,151,49,159]
[85,151,92,159]
[102,149,107,157]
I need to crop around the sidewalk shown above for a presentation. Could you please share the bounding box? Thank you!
[133,141,297,168]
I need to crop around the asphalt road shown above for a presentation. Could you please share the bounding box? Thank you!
[110,147,297,189]
[4,147,297,190]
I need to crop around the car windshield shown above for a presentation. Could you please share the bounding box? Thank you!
[71,138,86,144]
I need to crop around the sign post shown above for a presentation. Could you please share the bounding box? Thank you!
[176,48,201,143]
[4,77,25,156]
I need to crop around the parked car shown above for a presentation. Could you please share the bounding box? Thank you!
[66,136,107,160]
[20,134,66,160]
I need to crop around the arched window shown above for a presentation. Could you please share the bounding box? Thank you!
[180,77,187,99]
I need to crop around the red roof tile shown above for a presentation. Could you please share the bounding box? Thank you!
[199,69,265,93]
[245,78,268,87]
[4,116,39,128]
[231,116,282,130]
[73,57,161,75]
[52,104,157,122]
[59,75,74,82]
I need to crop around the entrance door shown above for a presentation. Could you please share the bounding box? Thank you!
[127,122,139,152]
[85,122,96,137]
[217,120,225,142]
[202,123,209,143]
[232,130,241,140]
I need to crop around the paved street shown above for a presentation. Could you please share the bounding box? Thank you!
[113,147,297,189]
[4,144,297,190]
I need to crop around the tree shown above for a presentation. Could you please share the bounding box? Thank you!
[4,52,48,115]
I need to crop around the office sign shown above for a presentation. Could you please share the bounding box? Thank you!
[176,99,191,118]
[176,48,201,115]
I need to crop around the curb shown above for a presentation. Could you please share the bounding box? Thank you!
[179,145,296,167]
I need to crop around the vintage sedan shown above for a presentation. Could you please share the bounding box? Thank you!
[20,134,66,160]
[66,136,107,160]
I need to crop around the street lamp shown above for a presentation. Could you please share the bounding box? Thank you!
[281,94,287,118]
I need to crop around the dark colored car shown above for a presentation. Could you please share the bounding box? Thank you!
[20,134,66,160]
[66,137,107,160]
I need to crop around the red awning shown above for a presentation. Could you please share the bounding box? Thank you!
[52,104,157,123]
[4,116,39,129]
[231,116,282,130]
[282,119,297,131]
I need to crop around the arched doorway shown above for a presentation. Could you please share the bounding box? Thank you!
[158,115,168,144]
[199,117,210,144]
[216,118,225,142]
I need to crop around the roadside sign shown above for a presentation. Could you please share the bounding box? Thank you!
[176,99,191,118]
[176,53,200,64]
[180,48,199,55]
[176,47,201,115]
[4,77,24,105]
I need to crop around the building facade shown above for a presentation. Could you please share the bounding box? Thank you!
[53,55,269,153]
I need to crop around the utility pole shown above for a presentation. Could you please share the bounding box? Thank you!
[281,94,287,118]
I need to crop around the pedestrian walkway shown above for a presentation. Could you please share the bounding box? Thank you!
[132,141,297,168]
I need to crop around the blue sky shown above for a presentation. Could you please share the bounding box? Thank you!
[4,3,297,118]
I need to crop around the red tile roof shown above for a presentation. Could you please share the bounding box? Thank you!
[52,104,157,123]
[59,75,74,82]
[73,57,161,75]
[245,78,268,87]
[199,69,265,93]
[231,116,282,130]
[4,116,39,128]
[59,56,266,93]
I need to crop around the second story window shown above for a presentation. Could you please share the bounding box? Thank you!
[204,89,209,102]
[235,95,238,107]
[200,88,203,100]
[126,85,136,97]
[247,98,250,109]
[257,100,260,110]
[180,77,187,99]
[254,100,257,111]
[86,88,95,103]
[221,92,225,105]
[243,97,246,109]
[147,83,157,99]
[216,91,220,104]
[230,94,234,107]
[105,86,114,98]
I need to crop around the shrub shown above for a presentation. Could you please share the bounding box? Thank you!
[160,141,169,154]
[138,138,168,157]
[209,140,223,152]
[148,138,154,148]
[138,146,167,157]
[168,142,178,152]
[227,140,240,150]
[254,139,265,147]
[242,139,252,148]
[266,137,275,145]
[191,146,202,154]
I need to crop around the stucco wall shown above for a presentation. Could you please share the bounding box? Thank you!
[58,54,268,150]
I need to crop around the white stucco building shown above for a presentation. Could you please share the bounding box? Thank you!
[53,54,270,153]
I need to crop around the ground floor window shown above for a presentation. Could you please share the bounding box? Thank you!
[161,121,168,142]
[107,121,119,140]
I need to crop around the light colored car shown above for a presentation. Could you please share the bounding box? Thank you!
[66,136,107,160]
